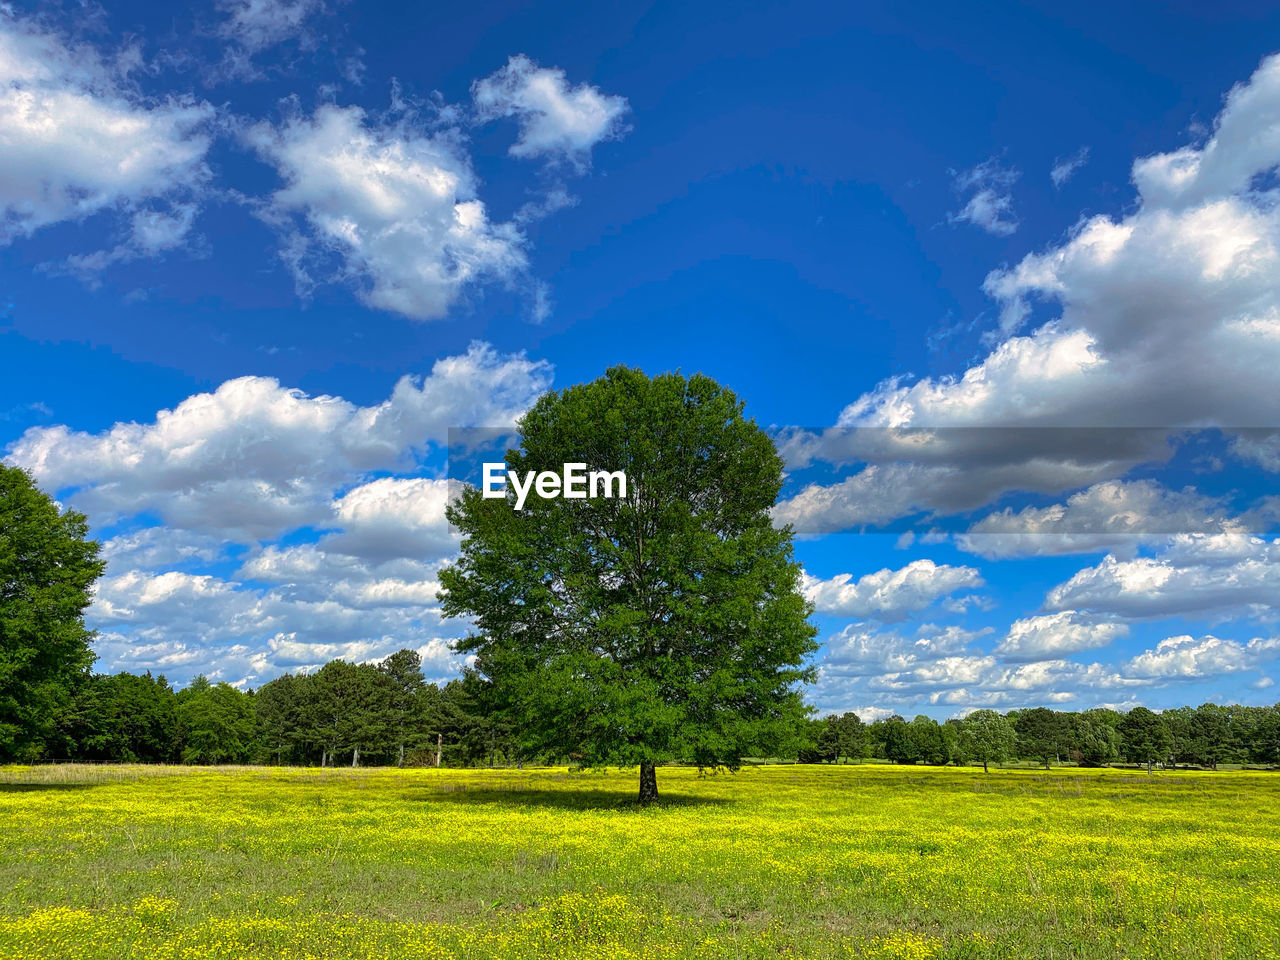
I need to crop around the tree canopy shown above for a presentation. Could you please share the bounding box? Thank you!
[0,464,104,761]
[441,367,818,801]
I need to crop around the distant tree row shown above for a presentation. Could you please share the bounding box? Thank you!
[31,654,1280,771]
[47,651,517,767]
[803,704,1280,771]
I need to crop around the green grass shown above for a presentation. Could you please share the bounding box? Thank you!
[1,763,1277,959]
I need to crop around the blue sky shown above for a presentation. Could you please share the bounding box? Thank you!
[3,0,1280,718]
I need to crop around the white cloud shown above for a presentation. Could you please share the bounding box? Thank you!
[996,611,1127,662]
[100,528,227,570]
[1050,147,1090,187]
[821,622,990,673]
[958,480,1245,558]
[3,342,553,686]
[812,616,1279,714]
[0,10,212,246]
[803,559,982,621]
[89,559,462,684]
[247,104,526,321]
[777,55,1280,535]
[473,55,628,167]
[1132,56,1280,209]
[1045,534,1280,622]
[1125,634,1280,679]
[326,477,455,560]
[7,342,550,540]
[949,157,1019,236]
[218,0,326,53]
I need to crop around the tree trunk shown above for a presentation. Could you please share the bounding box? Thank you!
[434,733,442,768]
[1147,759,1153,775]
[352,744,361,767]
[398,743,405,768]
[321,748,328,767]
[983,759,989,773]
[638,761,658,804]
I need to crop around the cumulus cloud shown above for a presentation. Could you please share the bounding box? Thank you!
[811,606,1279,714]
[325,477,455,560]
[89,553,462,684]
[803,559,982,621]
[473,55,628,167]
[1045,534,1280,622]
[1132,56,1280,209]
[1,341,556,685]
[7,342,550,540]
[1125,633,1280,679]
[101,528,227,570]
[247,104,527,321]
[958,480,1247,558]
[0,10,213,248]
[949,157,1020,235]
[815,645,1133,715]
[996,611,1127,662]
[777,54,1280,536]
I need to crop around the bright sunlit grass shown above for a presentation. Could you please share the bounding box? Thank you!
[1,763,1277,959]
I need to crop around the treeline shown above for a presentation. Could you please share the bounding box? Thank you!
[48,650,517,767]
[39,651,1280,770]
[804,705,1280,771]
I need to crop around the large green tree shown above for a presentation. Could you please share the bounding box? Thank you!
[441,368,817,802]
[0,464,105,760]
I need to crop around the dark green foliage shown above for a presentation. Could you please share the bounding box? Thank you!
[1014,707,1070,769]
[874,715,918,764]
[0,464,105,760]
[1069,709,1122,767]
[798,715,840,763]
[379,649,426,766]
[959,709,1016,772]
[440,368,818,799]
[255,672,308,764]
[53,671,178,762]
[1120,706,1172,774]
[176,677,258,764]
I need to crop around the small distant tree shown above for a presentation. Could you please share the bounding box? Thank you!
[255,673,306,765]
[1120,706,1171,774]
[379,649,426,766]
[798,715,840,763]
[1253,707,1280,767]
[1015,707,1068,769]
[878,715,918,764]
[909,715,946,765]
[1070,709,1121,767]
[960,709,1016,772]
[0,465,105,760]
[1162,705,1196,771]
[176,678,257,764]
[308,661,393,767]
[441,368,818,802]
[834,712,867,761]
[1189,703,1231,769]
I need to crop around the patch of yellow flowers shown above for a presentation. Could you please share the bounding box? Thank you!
[0,764,1277,959]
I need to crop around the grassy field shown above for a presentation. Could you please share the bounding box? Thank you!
[1,764,1277,959]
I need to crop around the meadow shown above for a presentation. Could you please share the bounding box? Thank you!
[0,764,1277,960]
